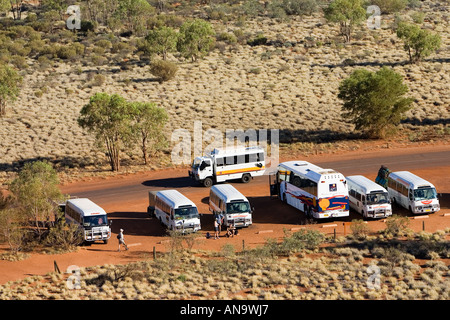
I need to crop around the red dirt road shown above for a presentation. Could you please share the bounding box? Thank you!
[0,143,449,285]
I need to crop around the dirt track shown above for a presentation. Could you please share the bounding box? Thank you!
[0,143,449,285]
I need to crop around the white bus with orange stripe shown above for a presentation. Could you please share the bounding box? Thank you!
[387,171,440,214]
[189,147,265,187]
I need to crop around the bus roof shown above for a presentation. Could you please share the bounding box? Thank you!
[210,184,248,203]
[346,175,387,193]
[389,171,435,189]
[209,146,264,157]
[279,161,343,183]
[157,190,197,209]
[66,198,107,217]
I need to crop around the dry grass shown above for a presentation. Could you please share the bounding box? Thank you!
[0,228,448,300]
[0,1,448,182]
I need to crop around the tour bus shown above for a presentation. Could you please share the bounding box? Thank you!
[387,171,440,214]
[269,161,349,219]
[65,198,111,244]
[209,184,253,228]
[189,146,265,187]
[154,190,201,233]
[346,175,392,219]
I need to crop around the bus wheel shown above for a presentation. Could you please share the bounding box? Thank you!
[241,174,251,183]
[203,177,213,187]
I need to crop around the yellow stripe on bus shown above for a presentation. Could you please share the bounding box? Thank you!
[217,166,265,176]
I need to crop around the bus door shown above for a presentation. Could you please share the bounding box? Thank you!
[269,172,279,198]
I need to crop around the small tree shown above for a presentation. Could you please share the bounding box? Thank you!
[324,0,366,42]
[78,93,133,171]
[396,22,441,63]
[177,18,215,62]
[144,26,178,60]
[129,101,168,165]
[338,67,413,138]
[0,63,22,116]
[9,161,62,241]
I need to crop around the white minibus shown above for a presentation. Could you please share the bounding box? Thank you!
[154,190,201,233]
[189,147,265,187]
[209,184,253,228]
[387,171,440,214]
[65,198,111,244]
[346,175,392,219]
[270,161,349,219]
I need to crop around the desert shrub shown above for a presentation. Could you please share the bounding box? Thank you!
[280,0,318,16]
[95,39,112,49]
[149,59,178,82]
[247,34,267,46]
[371,0,407,13]
[280,229,325,255]
[111,41,132,54]
[56,45,77,60]
[44,218,83,252]
[350,219,370,240]
[91,74,106,87]
[10,55,28,69]
[383,215,411,237]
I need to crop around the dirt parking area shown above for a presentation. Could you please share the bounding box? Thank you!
[0,143,449,285]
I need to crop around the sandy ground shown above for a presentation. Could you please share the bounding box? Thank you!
[0,142,449,285]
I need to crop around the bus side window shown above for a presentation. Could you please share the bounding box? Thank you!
[257,152,264,162]
[216,157,224,166]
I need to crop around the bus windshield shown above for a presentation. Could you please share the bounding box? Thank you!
[192,158,202,169]
[226,201,250,214]
[414,188,437,201]
[366,192,390,205]
[174,206,199,220]
[83,215,108,228]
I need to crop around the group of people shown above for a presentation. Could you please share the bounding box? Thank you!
[213,213,238,239]
[117,214,239,250]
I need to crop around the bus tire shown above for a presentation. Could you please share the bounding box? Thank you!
[241,174,251,183]
[203,177,213,187]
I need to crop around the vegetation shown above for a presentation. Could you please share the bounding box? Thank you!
[324,0,366,42]
[338,67,414,138]
[78,93,133,172]
[396,22,442,63]
[0,161,81,257]
[0,63,22,116]
[78,93,168,171]
[0,225,448,300]
[177,19,215,62]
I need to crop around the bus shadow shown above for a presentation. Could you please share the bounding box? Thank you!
[108,211,167,237]
[141,176,199,189]
[438,193,450,210]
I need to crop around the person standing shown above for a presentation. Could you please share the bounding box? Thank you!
[117,228,128,251]
[217,212,224,235]
[214,219,220,239]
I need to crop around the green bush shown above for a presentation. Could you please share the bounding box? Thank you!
[371,0,407,13]
[56,45,77,60]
